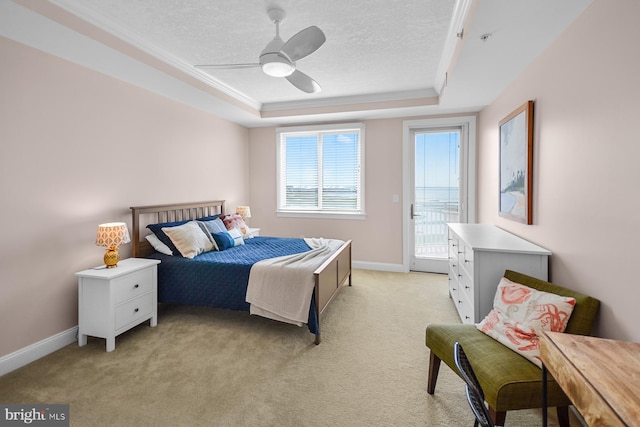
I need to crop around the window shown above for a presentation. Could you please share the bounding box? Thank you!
[277,123,365,219]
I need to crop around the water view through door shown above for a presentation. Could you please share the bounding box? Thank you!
[411,129,460,273]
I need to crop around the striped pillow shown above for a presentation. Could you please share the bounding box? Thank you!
[162,221,214,258]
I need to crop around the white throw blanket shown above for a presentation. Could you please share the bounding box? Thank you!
[246,238,344,326]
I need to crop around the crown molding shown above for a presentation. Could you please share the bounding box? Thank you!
[434,0,474,96]
[49,0,262,111]
[47,0,444,118]
[261,89,438,113]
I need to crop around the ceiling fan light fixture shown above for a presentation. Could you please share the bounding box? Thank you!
[260,52,295,77]
[197,7,324,92]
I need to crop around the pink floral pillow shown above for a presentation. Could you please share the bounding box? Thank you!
[222,214,252,238]
[476,277,576,367]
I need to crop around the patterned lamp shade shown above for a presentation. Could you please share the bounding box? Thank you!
[96,222,130,268]
[236,206,251,220]
[96,222,131,247]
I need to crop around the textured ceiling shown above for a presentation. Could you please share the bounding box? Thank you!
[56,0,456,105]
[1,0,593,126]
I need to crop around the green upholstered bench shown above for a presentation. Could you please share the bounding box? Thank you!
[425,270,600,426]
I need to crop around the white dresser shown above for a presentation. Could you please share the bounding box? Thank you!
[447,223,551,324]
[76,258,161,351]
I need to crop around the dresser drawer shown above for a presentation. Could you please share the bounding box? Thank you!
[448,252,458,276]
[459,269,474,300]
[460,244,474,275]
[456,292,474,325]
[115,294,153,331]
[113,268,153,305]
[448,265,459,297]
[448,235,459,259]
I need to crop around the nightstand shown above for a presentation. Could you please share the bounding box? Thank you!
[76,258,160,352]
[248,227,261,237]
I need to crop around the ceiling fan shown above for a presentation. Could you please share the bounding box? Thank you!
[195,8,326,94]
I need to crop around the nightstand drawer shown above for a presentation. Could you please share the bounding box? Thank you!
[115,294,153,331]
[113,268,153,304]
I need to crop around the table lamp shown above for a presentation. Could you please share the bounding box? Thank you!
[236,206,251,223]
[96,222,131,268]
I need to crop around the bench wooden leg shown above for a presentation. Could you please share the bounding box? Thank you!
[557,406,570,427]
[427,351,441,394]
[488,407,506,426]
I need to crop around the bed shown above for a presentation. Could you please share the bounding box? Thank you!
[130,200,352,344]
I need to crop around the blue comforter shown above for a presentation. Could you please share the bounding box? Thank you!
[148,236,320,333]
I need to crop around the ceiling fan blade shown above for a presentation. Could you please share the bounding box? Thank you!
[281,26,326,61]
[286,70,321,93]
[195,63,260,70]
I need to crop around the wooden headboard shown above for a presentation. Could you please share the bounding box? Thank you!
[130,200,226,258]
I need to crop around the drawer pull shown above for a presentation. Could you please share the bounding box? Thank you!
[134,284,139,289]
[464,260,471,263]
[134,308,139,313]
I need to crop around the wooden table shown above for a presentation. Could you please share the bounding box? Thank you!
[540,331,640,427]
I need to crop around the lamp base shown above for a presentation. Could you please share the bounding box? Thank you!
[104,245,120,268]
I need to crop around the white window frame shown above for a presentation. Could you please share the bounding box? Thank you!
[276,122,366,220]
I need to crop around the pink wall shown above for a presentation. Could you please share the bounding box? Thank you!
[249,119,405,266]
[477,0,640,341]
[0,37,249,358]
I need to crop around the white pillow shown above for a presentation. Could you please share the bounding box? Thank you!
[227,227,245,246]
[162,221,214,258]
[145,234,173,256]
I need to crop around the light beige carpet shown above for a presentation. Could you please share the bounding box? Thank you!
[0,270,571,426]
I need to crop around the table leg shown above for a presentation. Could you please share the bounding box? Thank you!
[542,363,548,427]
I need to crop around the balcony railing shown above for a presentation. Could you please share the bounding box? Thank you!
[414,201,459,258]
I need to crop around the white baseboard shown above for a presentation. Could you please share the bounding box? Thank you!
[353,261,406,273]
[0,326,78,377]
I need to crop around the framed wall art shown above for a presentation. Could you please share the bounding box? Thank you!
[499,100,533,224]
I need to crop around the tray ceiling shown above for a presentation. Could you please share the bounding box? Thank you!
[1,0,592,126]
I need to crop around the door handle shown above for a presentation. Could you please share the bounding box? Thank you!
[411,204,421,219]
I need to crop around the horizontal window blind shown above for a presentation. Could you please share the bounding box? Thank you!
[284,135,318,208]
[277,123,364,216]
